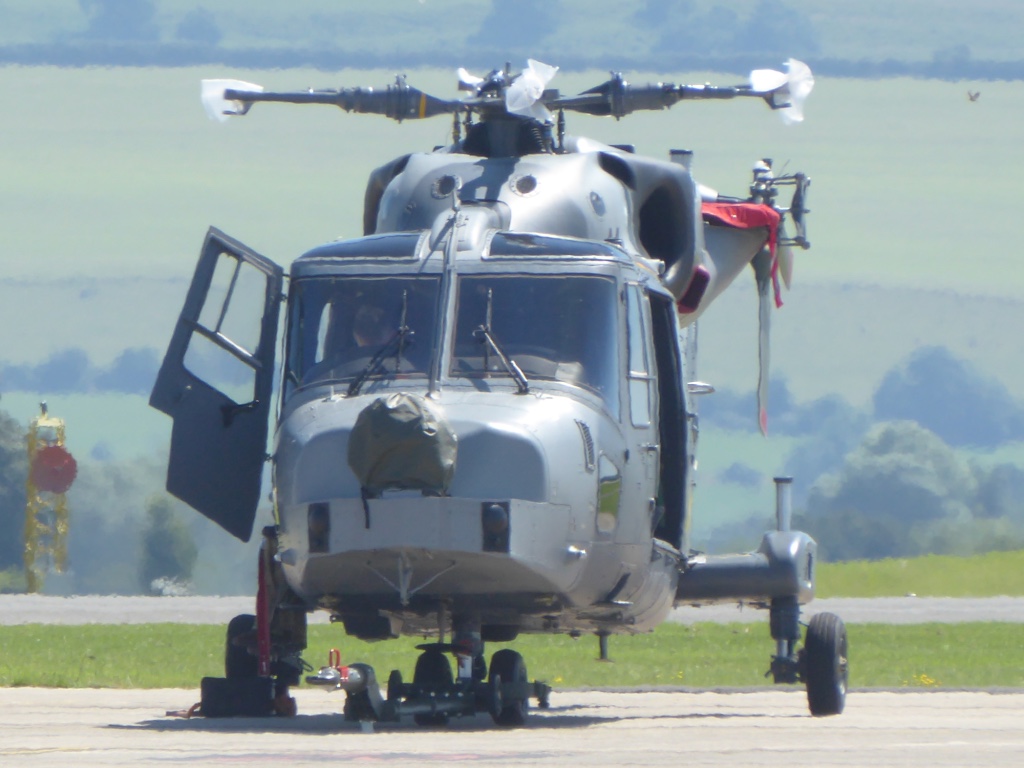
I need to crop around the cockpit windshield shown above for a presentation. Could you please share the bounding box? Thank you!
[451,274,620,409]
[286,276,441,393]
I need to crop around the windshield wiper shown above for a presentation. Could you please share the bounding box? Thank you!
[473,288,528,397]
[346,328,414,396]
[473,325,529,394]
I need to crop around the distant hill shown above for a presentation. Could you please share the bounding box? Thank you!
[3,0,1024,80]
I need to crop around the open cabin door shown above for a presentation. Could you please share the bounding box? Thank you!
[150,227,283,541]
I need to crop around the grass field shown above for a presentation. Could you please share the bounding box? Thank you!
[0,621,1019,690]
[816,550,1024,598]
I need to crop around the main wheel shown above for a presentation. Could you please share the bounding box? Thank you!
[225,613,258,678]
[489,649,529,726]
[412,649,453,726]
[803,612,848,716]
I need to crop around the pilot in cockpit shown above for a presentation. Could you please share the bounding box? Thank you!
[351,303,392,349]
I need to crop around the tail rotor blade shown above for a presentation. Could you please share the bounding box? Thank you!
[777,237,795,290]
[753,249,773,436]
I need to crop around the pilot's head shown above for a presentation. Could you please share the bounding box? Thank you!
[352,304,391,348]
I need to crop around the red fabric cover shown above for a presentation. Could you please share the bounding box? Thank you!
[701,202,784,307]
[701,202,780,250]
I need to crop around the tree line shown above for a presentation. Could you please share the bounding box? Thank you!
[3,0,1022,81]
[701,346,1024,561]
[1,343,1021,594]
[0,406,253,595]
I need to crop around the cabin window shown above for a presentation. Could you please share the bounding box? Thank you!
[451,274,619,411]
[626,284,654,427]
[285,275,441,391]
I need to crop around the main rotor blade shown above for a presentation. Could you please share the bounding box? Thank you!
[203,79,460,122]
[551,59,814,121]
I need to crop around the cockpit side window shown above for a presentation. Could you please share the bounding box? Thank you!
[285,275,441,394]
[626,284,655,428]
[314,302,332,365]
[451,274,620,412]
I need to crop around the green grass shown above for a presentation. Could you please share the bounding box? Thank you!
[1,621,1020,690]
[3,553,1022,690]
[817,550,1024,598]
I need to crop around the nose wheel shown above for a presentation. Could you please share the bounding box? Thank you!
[802,612,848,716]
[488,649,529,726]
[367,645,548,727]
[411,648,454,726]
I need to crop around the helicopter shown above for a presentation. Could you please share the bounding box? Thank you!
[149,58,847,726]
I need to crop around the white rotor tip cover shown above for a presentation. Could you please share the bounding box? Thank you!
[200,79,264,122]
[525,58,559,84]
[457,67,484,92]
[749,59,814,125]
[780,59,814,124]
[506,59,559,123]
[748,67,788,92]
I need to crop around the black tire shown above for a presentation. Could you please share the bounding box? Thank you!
[412,649,452,726]
[489,649,529,726]
[804,612,848,716]
[225,613,258,679]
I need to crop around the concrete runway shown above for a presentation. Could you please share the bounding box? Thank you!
[2,687,1023,767]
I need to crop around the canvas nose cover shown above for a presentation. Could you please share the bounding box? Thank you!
[347,392,457,495]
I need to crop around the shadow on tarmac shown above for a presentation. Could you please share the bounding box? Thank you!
[114,701,803,734]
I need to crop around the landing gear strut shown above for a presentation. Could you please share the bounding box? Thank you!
[198,528,309,719]
[764,479,848,716]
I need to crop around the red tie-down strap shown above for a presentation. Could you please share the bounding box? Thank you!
[701,202,784,307]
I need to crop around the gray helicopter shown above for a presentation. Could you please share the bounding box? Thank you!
[150,59,847,725]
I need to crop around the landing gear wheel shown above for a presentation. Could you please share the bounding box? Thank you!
[804,612,848,716]
[489,649,529,726]
[225,614,257,678]
[413,649,453,726]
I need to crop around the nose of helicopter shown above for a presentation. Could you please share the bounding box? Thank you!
[347,392,457,497]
